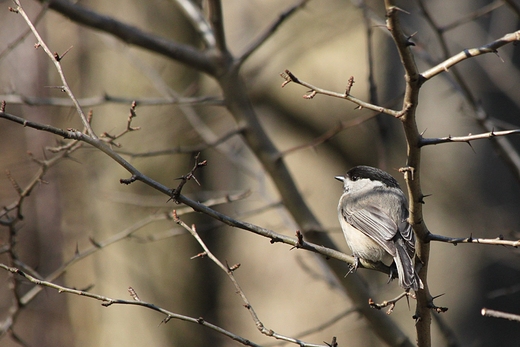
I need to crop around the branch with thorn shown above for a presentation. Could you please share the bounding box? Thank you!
[169,153,207,203]
[428,233,520,247]
[172,212,330,346]
[369,291,416,315]
[101,101,141,147]
[420,128,520,147]
[0,263,262,346]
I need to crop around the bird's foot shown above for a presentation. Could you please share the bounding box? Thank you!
[387,262,398,284]
[345,256,360,277]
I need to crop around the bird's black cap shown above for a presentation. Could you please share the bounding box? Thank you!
[345,165,400,189]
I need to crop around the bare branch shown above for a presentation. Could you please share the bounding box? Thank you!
[277,114,376,159]
[280,70,401,117]
[39,0,216,74]
[207,0,227,53]
[420,129,520,146]
[437,0,504,33]
[481,308,520,322]
[12,0,96,137]
[238,0,309,66]
[0,110,390,275]
[174,0,216,48]
[0,93,223,107]
[421,30,520,82]
[173,214,330,347]
[0,264,263,347]
[116,126,244,158]
[428,233,520,247]
[369,291,415,315]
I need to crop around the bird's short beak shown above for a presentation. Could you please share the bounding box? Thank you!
[334,176,345,182]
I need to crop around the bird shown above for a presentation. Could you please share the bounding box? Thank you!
[335,165,422,291]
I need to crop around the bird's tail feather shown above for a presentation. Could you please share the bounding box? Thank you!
[394,239,423,291]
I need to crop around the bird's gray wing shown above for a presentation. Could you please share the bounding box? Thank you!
[398,220,416,258]
[342,204,398,256]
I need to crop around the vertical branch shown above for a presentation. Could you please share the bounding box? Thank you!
[207,0,227,53]
[384,2,431,346]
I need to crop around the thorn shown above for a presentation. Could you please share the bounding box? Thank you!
[466,141,476,153]
[290,230,304,250]
[324,337,338,347]
[89,236,102,248]
[493,50,504,63]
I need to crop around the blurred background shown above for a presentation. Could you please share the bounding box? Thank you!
[1,0,520,346]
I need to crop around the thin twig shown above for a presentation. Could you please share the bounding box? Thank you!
[265,308,356,347]
[0,93,223,107]
[277,114,376,159]
[117,126,245,158]
[369,291,415,315]
[172,213,330,347]
[438,0,504,33]
[280,70,401,117]
[428,233,520,247]
[481,308,520,322]
[17,191,249,306]
[238,0,309,66]
[12,0,96,138]
[0,263,262,347]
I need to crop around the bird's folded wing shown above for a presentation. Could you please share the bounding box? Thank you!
[343,205,397,256]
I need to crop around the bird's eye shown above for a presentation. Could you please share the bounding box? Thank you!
[351,175,359,181]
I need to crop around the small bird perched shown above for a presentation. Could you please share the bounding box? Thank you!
[335,165,422,291]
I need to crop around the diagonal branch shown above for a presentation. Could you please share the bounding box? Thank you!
[174,0,216,48]
[0,110,389,275]
[39,0,216,75]
[173,214,330,347]
[420,30,520,82]
[238,0,309,66]
[12,0,96,137]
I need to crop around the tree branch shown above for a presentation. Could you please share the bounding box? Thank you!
[384,2,432,346]
[420,129,520,146]
[12,0,95,137]
[0,264,263,347]
[39,0,216,75]
[238,0,309,66]
[420,30,520,82]
[428,233,520,247]
[280,70,401,117]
